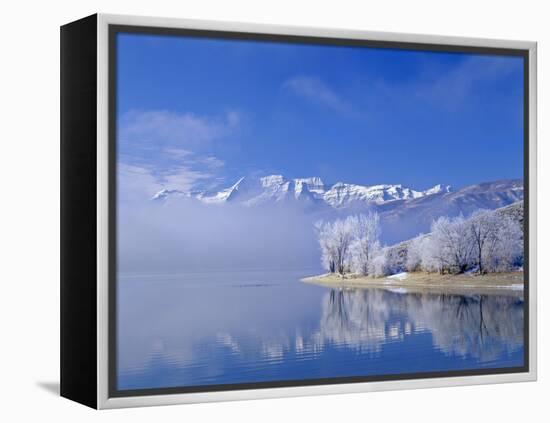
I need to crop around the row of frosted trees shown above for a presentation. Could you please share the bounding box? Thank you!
[406,210,523,275]
[316,209,523,277]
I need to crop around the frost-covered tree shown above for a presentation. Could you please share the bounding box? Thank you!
[484,214,523,272]
[430,215,473,274]
[413,209,523,275]
[406,235,427,272]
[315,218,354,275]
[315,220,337,273]
[332,218,354,275]
[419,234,444,273]
[370,248,389,277]
[348,213,381,275]
[468,210,500,274]
[405,234,442,273]
[384,246,404,275]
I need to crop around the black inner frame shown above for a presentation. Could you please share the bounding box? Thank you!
[108,24,530,398]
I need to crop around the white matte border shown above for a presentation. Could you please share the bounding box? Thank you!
[96,13,537,409]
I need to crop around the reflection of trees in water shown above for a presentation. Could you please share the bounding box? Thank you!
[126,289,523,386]
[407,293,523,361]
[317,289,523,362]
[318,289,392,352]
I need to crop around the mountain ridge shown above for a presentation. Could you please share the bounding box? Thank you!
[152,174,453,208]
[151,176,523,245]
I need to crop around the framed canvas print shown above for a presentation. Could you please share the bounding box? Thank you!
[60,13,537,409]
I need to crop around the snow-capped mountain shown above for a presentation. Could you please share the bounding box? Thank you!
[152,174,452,208]
[151,176,523,245]
[323,182,450,208]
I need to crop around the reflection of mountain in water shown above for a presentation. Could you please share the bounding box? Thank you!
[317,289,524,362]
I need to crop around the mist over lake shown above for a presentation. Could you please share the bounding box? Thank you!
[118,199,321,273]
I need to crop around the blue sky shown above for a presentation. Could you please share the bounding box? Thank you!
[116,32,524,197]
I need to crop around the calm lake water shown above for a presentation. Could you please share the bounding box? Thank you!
[117,269,524,391]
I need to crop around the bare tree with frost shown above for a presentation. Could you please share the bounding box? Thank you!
[406,235,427,272]
[468,210,500,274]
[483,214,523,272]
[348,213,381,275]
[430,215,473,274]
[315,220,337,274]
[332,218,354,275]
[315,218,354,275]
[370,249,389,277]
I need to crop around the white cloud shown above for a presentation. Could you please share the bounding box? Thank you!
[201,156,225,169]
[118,162,218,203]
[159,166,214,191]
[119,109,240,151]
[116,109,241,201]
[118,163,162,203]
[284,76,351,113]
[161,147,193,160]
[418,55,522,105]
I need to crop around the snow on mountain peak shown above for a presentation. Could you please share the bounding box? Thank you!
[260,174,285,187]
[151,188,189,201]
[151,175,451,208]
[322,182,431,207]
[294,177,325,194]
[198,176,256,204]
[424,183,452,195]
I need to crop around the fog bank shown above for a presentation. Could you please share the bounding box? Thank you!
[118,199,321,274]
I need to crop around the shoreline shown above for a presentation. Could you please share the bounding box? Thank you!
[301,271,524,296]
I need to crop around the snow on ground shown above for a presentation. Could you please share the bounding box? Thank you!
[387,287,409,294]
[508,284,524,291]
[387,272,409,281]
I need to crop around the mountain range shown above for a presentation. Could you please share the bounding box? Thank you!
[152,174,452,208]
[152,175,523,244]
